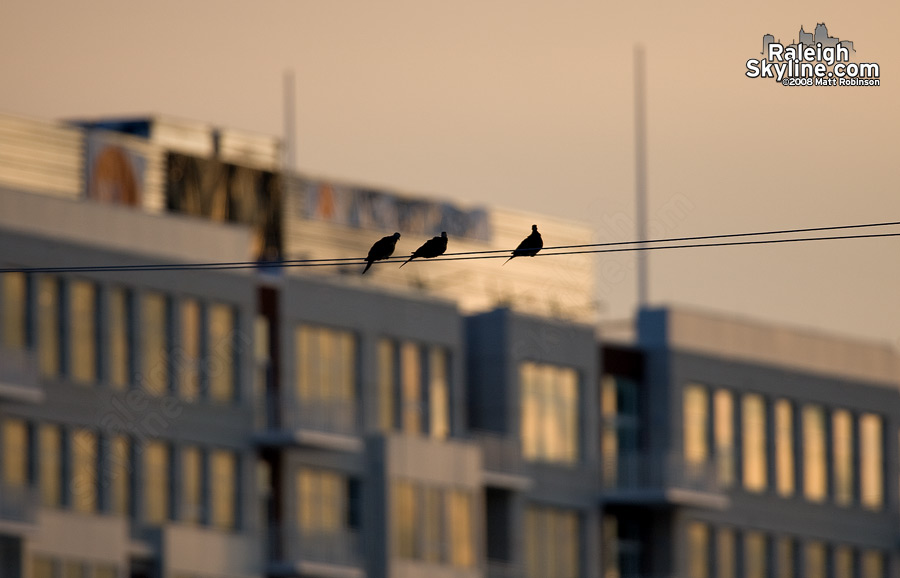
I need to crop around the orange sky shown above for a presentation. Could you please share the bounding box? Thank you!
[1,0,898,344]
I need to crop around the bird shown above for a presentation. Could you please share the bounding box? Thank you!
[363,232,401,274]
[400,232,448,268]
[503,224,542,265]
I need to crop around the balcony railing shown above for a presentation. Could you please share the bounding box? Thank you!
[601,452,722,496]
[256,385,359,437]
[0,482,37,525]
[269,526,363,568]
[471,431,525,476]
[0,345,42,403]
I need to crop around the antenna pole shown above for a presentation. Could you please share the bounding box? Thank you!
[634,46,649,308]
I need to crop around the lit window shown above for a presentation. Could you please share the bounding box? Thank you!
[392,480,418,559]
[1,419,27,487]
[775,537,794,578]
[860,413,883,510]
[69,280,98,384]
[38,276,60,378]
[716,528,736,578]
[832,410,854,506]
[401,342,422,434]
[446,489,474,568]
[179,299,201,401]
[834,545,853,578]
[521,362,579,464]
[742,394,767,492]
[109,435,130,516]
[108,288,131,390]
[686,521,709,578]
[802,404,827,502]
[32,556,56,578]
[377,339,395,432]
[744,531,766,578]
[714,389,735,487]
[683,384,709,468]
[39,424,62,507]
[429,348,450,440]
[422,487,443,563]
[181,446,202,524]
[295,325,357,433]
[861,549,884,578]
[208,303,235,402]
[804,541,826,578]
[210,449,237,530]
[525,505,580,578]
[775,399,795,497]
[2,272,27,349]
[297,468,349,534]
[141,293,169,396]
[71,428,98,513]
[143,441,169,524]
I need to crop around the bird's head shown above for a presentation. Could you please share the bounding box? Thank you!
[393,232,401,239]
[531,224,538,232]
[440,231,447,238]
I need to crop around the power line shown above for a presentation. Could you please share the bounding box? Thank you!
[0,221,898,275]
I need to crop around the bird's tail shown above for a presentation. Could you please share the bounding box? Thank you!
[502,255,514,266]
[399,257,413,269]
[362,261,373,274]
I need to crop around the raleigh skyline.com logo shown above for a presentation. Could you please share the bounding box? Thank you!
[746,23,880,86]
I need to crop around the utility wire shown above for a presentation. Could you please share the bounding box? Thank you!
[1,221,898,275]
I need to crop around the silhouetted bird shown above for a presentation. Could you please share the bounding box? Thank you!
[400,232,448,268]
[503,224,542,265]
[363,232,401,274]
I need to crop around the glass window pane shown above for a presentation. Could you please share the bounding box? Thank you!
[142,293,169,396]
[744,531,766,578]
[805,541,826,578]
[684,384,709,467]
[210,449,237,530]
[2,419,27,487]
[39,424,62,507]
[110,435,130,516]
[714,390,735,487]
[422,487,443,563]
[834,545,853,578]
[32,557,57,578]
[69,280,97,384]
[742,394,767,492]
[108,288,131,390]
[860,413,883,510]
[802,405,827,502]
[429,348,450,440]
[717,528,736,578]
[377,339,395,432]
[447,490,474,568]
[38,276,60,377]
[295,325,357,433]
[71,429,97,513]
[2,272,27,348]
[861,549,884,578]
[775,399,795,497]
[209,303,235,402]
[775,537,794,578]
[401,342,422,435]
[143,441,169,524]
[179,299,200,401]
[182,446,202,524]
[392,481,417,559]
[832,410,854,506]
[521,362,579,465]
[686,521,709,578]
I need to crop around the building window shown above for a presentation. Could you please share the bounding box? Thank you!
[39,424,62,507]
[109,435,130,516]
[429,348,450,440]
[714,389,735,488]
[377,339,395,432]
[744,531,767,578]
[834,545,854,578]
[716,527,736,578]
[208,303,235,402]
[802,404,827,502]
[181,446,203,524]
[392,480,418,559]
[71,429,98,513]
[861,549,884,578]
[210,449,237,530]
[108,288,131,390]
[401,342,423,434]
[297,468,349,534]
[775,536,794,578]
[295,325,357,433]
[38,276,60,378]
[683,384,709,470]
[143,441,170,524]
[93,565,118,578]
[804,541,826,578]
[685,521,709,578]
[63,561,84,578]
[422,486,443,563]
[860,413,883,510]
[521,361,579,465]
[742,394,767,492]
[525,505,580,578]
[775,399,795,497]
[69,280,98,384]
[832,409,854,506]
[141,293,169,396]
[31,556,57,578]
[1,419,27,487]
[179,299,201,401]
[2,272,27,349]
[446,489,474,568]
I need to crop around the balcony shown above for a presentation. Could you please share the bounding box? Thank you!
[268,527,364,578]
[0,345,43,403]
[471,431,532,491]
[0,482,37,530]
[600,452,728,509]
[255,389,362,452]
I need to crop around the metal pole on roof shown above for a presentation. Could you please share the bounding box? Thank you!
[283,69,296,173]
[634,45,649,308]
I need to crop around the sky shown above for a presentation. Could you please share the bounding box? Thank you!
[1,0,899,345]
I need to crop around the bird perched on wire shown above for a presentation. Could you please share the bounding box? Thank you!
[503,224,542,265]
[363,232,401,274]
[400,232,448,268]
